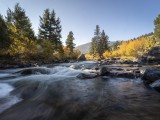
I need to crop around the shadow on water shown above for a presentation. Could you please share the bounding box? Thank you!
[0,62,160,120]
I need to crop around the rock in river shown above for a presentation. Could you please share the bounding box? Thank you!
[98,66,110,76]
[110,71,135,79]
[142,69,160,84]
[69,65,81,69]
[77,73,97,79]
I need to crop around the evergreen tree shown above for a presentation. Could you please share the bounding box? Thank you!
[90,25,101,58]
[94,25,101,38]
[6,3,35,40]
[90,37,98,58]
[154,14,160,41]
[98,30,109,58]
[66,31,75,56]
[90,25,109,58]
[38,9,63,51]
[0,15,10,49]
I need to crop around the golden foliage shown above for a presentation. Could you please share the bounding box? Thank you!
[103,36,156,59]
[103,51,111,58]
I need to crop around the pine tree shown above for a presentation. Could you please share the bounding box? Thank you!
[0,15,10,49]
[94,25,101,38]
[6,3,35,40]
[98,30,109,58]
[38,9,63,51]
[90,37,98,58]
[154,14,160,41]
[90,25,101,58]
[66,31,75,57]
[90,25,110,58]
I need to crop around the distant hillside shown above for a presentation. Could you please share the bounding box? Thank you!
[76,41,115,54]
[76,42,91,54]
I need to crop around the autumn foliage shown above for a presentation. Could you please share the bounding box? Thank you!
[86,35,156,60]
[103,36,156,60]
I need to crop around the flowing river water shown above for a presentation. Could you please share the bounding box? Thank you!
[0,61,160,120]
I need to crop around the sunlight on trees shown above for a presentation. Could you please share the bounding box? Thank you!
[0,3,159,63]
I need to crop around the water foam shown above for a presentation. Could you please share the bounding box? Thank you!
[0,83,22,113]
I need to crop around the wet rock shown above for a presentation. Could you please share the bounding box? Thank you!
[133,70,141,75]
[115,68,124,71]
[82,69,98,74]
[81,64,96,69]
[142,69,160,84]
[110,71,135,78]
[134,64,142,67]
[76,73,97,79]
[138,56,147,63]
[69,65,81,69]
[15,67,50,75]
[150,80,160,92]
[99,66,110,76]
[122,60,133,64]
[92,66,99,70]
[77,54,86,61]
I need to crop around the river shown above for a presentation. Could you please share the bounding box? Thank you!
[0,61,160,120]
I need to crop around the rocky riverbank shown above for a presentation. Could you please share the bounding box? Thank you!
[65,60,160,93]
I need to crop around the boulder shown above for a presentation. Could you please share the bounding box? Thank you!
[150,80,160,92]
[69,65,81,69]
[77,73,97,79]
[122,60,134,64]
[140,46,160,63]
[110,71,135,78]
[142,69,160,84]
[98,66,110,76]
[82,69,98,74]
[138,56,147,63]
[77,54,86,61]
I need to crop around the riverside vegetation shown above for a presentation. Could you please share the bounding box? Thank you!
[0,3,160,66]
[0,3,80,67]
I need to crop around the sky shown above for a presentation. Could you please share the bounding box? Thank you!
[0,0,160,46]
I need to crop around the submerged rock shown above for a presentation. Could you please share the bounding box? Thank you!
[15,67,50,75]
[11,80,40,99]
[76,73,97,79]
[150,80,160,92]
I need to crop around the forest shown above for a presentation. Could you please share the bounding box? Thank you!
[0,3,160,65]
[0,3,80,65]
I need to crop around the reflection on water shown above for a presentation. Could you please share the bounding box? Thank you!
[0,61,160,120]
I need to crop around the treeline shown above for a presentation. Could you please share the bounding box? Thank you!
[87,14,160,60]
[0,3,80,63]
